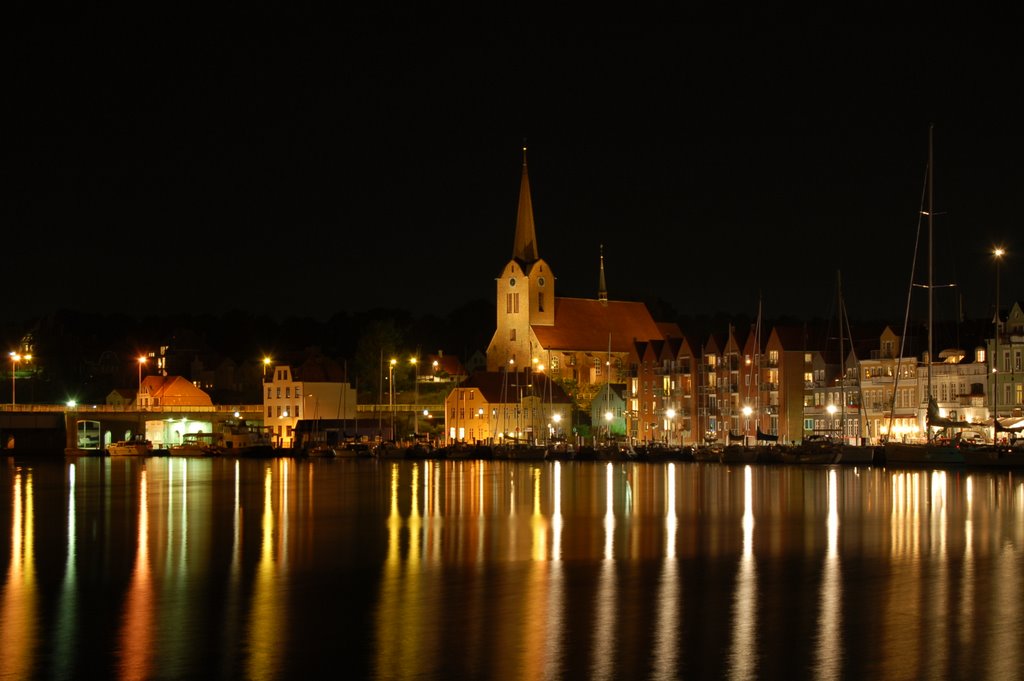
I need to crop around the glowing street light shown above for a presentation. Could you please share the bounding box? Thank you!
[666,407,677,445]
[137,356,147,410]
[9,352,31,406]
[388,358,397,441]
[410,356,419,435]
[742,404,753,445]
[263,356,272,380]
[993,246,1005,439]
[827,403,838,438]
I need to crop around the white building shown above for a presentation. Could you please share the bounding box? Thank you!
[263,360,356,448]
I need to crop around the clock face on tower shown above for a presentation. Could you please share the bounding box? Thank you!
[538,277,545,287]
[509,278,516,287]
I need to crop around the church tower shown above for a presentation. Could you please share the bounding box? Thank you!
[486,145,555,370]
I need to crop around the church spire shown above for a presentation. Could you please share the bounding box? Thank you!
[512,141,539,265]
[598,244,608,304]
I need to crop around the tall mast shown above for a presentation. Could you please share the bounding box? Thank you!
[927,124,934,441]
[837,270,846,442]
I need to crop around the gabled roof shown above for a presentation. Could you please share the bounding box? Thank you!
[656,321,683,338]
[142,375,213,406]
[532,297,665,353]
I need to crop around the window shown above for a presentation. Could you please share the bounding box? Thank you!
[266,387,272,399]
[276,387,281,399]
[1016,350,1022,371]
[295,405,300,418]
[514,293,520,313]
[285,387,291,398]
[538,292,544,312]
[267,406,272,417]
[507,293,513,313]
[510,328,516,341]
[804,353,812,363]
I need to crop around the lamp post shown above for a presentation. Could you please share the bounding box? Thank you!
[666,407,677,445]
[410,356,419,436]
[388,358,397,441]
[742,404,752,446]
[137,356,147,410]
[993,246,1005,441]
[827,403,838,439]
[9,352,31,406]
[263,357,272,381]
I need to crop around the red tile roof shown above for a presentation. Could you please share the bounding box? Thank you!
[532,297,666,353]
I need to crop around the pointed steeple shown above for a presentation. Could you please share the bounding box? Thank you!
[598,244,608,304]
[512,142,539,265]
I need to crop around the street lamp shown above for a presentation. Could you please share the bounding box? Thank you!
[666,407,677,445]
[993,246,1005,440]
[410,356,419,435]
[137,356,147,410]
[263,357,272,381]
[388,358,397,441]
[742,404,752,445]
[827,403,838,439]
[9,352,31,406]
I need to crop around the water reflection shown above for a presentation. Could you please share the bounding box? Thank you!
[727,465,757,680]
[591,462,617,680]
[814,468,841,680]
[652,462,679,678]
[117,464,153,680]
[1,465,37,680]
[246,461,288,680]
[4,458,1024,680]
[53,462,76,680]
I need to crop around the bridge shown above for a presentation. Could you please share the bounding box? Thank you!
[0,402,445,453]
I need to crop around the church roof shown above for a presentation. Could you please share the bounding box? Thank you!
[512,146,539,266]
[532,297,666,353]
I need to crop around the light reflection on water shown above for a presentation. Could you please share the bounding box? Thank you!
[1,457,1023,680]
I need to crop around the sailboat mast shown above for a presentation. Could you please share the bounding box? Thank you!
[837,270,846,442]
[927,124,934,414]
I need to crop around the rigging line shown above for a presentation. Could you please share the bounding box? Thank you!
[887,159,929,440]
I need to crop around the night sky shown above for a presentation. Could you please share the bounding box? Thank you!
[8,20,1024,327]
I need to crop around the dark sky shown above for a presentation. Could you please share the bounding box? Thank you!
[8,19,1024,327]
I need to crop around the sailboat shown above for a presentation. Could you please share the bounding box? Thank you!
[832,271,879,464]
[883,126,965,466]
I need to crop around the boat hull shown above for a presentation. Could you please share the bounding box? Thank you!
[884,442,964,465]
[107,442,152,456]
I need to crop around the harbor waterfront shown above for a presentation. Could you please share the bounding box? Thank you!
[2,454,1024,680]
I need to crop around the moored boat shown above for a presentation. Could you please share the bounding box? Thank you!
[169,432,221,457]
[220,421,275,457]
[107,438,153,456]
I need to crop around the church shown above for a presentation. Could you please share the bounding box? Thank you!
[484,147,680,414]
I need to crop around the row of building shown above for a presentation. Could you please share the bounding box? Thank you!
[42,148,1021,449]
[441,148,1022,447]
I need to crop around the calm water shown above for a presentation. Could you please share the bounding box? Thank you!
[1,455,1022,681]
